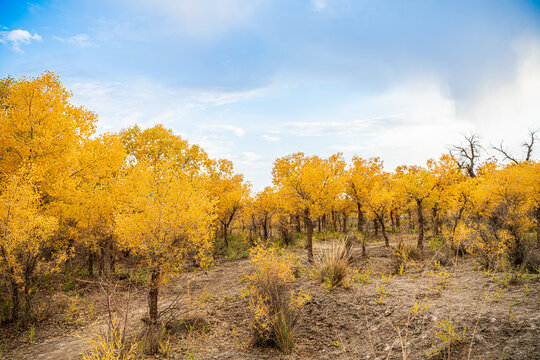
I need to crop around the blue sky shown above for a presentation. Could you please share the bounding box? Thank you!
[1,0,540,189]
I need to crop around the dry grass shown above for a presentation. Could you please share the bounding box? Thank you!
[313,238,353,289]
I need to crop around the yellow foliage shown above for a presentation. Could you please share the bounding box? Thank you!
[114,159,216,280]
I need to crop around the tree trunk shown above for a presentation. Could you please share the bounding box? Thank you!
[417,201,424,250]
[98,248,105,275]
[374,219,379,236]
[342,213,347,233]
[432,205,441,237]
[396,213,401,231]
[23,261,36,320]
[357,203,364,232]
[390,210,395,233]
[223,223,229,250]
[295,215,302,233]
[535,206,540,246]
[262,218,268,241]
[377,214,389,247]
[87,251,94,276]
[109,240,116,273]
[304,210,313,262]
[10,279,19,322]
[148,270,160,324]
[362,222,368,256]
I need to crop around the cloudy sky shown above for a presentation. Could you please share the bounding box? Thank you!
[1,0,540,189]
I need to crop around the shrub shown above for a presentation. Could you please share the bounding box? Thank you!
[82,319,139,360]
[313,239,353,290]
[426,318,467,358]
[243,245,309,353]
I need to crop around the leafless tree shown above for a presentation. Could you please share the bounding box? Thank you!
[450,134,482,178]
[492,130,537,164]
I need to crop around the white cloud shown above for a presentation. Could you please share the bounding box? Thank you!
[54,33,95,48]
[199,124,246,137]
[262,134,280,142]
[64,38,540,188]
[236,151,265,169]
[0,29,42,53]
[67,79,269,131]
[126,0,263,35]
[272,38,540,170]
[313,0,327,12]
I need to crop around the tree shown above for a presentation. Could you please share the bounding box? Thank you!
[120,124,210,175]
[346,157,384,232]
[272,153,345,261]
[114,159,215,324]
[0,170,58,322]
[450,134,482,178]
[493,130,537,164]
[395,165,437,250]
[207,159,251,250]
[61,134,126,275]
[365,172,394,247]
[0,71,97,195]
[250,187,278,241]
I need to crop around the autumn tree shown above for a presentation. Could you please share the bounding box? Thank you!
[114,159,215,324]
[0,170,58,322]
[0,72,97,320]
[0,71,97,194]
[120,124,210,175]
[249,187,278,241]
[365,171,394,247]
[346,157,384,232]
[60,134,126,275]
[207,159,251,250]
[272,153,345,260]
[395,165,437,250]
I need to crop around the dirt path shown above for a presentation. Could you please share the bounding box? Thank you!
[6,258,252,360]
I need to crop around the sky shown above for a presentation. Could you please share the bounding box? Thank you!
[1,0,540,190]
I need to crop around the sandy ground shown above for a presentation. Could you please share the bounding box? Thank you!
[2,241,539,360]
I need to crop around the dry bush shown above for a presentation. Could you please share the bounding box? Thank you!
[313,238,353,290]
[243,245,309,353]
[82,319,140,360]
[81,277,140,360]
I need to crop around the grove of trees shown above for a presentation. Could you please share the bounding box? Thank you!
[1,72,539,331]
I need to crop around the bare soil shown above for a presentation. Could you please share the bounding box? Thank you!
[2,238,539,360]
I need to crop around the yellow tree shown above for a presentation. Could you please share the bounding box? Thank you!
[0,72,96,195]
[395,165,437,250]
[114,159,215,324]
[0,72,96,320]
[346,157,384,232]
[426,154,464,237]
[120,124,210,175]
[207,159,251,250]
[272,153,345,260]
[365,171,394,247]
[0,170,58,322]
[468,161,538,267]
[250,187,278,241]
[61,134,126,275]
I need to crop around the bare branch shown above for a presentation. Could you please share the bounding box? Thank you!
[492,130,537,163]
[450,134,482,178]
[523,130,537,161]
[492,141,519,164]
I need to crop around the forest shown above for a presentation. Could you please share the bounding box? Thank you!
[0,72,539,359]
